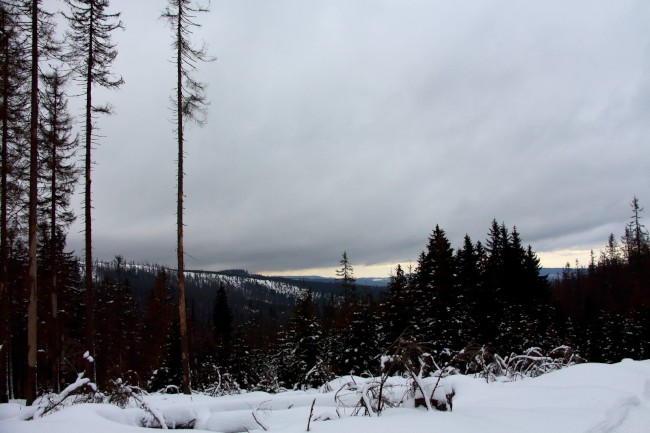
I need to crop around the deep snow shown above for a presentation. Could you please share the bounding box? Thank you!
[1,359,649,433]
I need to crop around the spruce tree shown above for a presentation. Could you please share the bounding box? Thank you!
[144,269,174,384]
[21,0,61,403]
[336,251,356,302]
[38,69,78,235]
[94,258,142,386]
[161,0,214,394]
[622,197,649,271]
[37,68,79,391]
[485,220,507,290]
[412,225,456,347]
[275,290,327,389]
[335,297,379,376]
[379,264,411,346]
[456,234,481,291]
[0,0,30,404]
[26,0,43,405]
[454,235,481,344]
[212,282,233,364]
[63,0,124,372]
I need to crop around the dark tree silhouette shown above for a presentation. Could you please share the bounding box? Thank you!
[63,0,123,373]
[26,0,40,405]
[275,290,328,389]
[412,225,457,349]
[38,68,79,392]
[161,0,214,394]
[0,0,30,404]
[213,282,233,350]
[336,251,356,302]
[622,196,650,271]
[379,264,412,345]
[144,269,174,380]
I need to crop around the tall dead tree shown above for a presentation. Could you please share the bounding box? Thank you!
[161,0,214,395]
[24,0,59,404]
[63,0,123,376]
[0,0,30,404]
[25,0,40,406]
[38,68,79,392]
[0,5,8,405]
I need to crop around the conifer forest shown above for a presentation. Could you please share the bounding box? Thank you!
[1,0,650,411]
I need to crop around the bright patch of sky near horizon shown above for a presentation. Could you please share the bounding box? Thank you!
[264,248,595,278]
[53,0,649,277]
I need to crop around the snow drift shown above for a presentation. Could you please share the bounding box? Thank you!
[1,359,649,433]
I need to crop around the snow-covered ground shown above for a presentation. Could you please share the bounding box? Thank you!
[2,359,649,433]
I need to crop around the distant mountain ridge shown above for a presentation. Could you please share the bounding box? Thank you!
[94,262,385,325]
[539,268,564,280]
[279,275,390,287]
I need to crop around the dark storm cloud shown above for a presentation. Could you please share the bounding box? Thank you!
[65,0,650,274]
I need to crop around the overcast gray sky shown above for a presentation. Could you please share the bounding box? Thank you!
[62,0,650,277]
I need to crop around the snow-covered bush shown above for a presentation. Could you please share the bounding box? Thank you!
[105,378,145,408]
[106,378,168,429]
[455,345,508,382]
[148,367,181,393]
[332,376,413,417]
[31,373,102,419]
[195,364,241,396]
[506,346,585,380]
[328,334,459,416]
[243,361,284,393]
[378,334,459,412]
[29,374,168,429]
[455,344,585,382]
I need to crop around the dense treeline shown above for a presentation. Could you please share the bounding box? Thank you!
[552,197,650,362]
[3,202,649,397]
[270,207,650,390]
[0,0,209,402]
[0,0,124,404]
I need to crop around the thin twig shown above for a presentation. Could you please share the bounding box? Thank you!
[307,398,316,431]
[252,406,268,431]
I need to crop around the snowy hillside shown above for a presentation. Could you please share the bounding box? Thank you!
[184,270,307,300]
[2,359,649,433]
[111,262,309,299]
[94,262,318,323]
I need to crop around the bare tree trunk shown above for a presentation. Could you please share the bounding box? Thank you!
[26,0,39,406]
[176,3,191,395]
[8,348,13,399]
[163,0,212,395]
[50,81,59,393]
[0,6,11,405]
[64,0,123,387]
[84,9,95,383]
